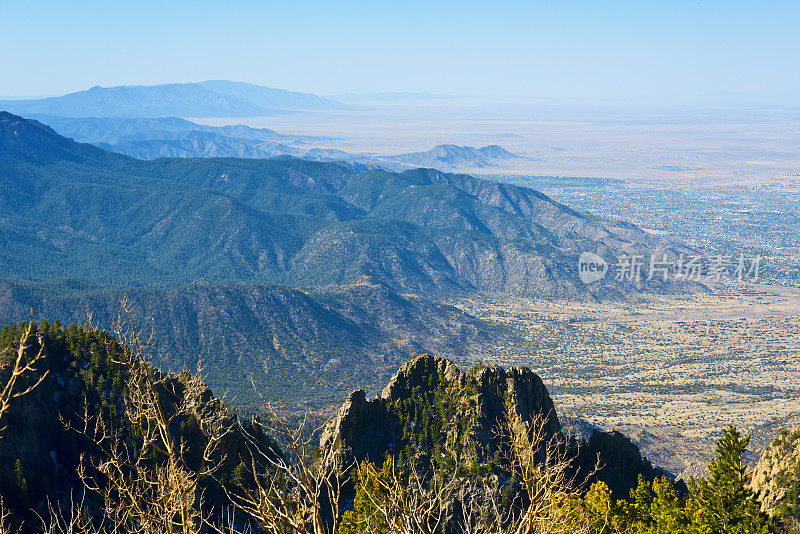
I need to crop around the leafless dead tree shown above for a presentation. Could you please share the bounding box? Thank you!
[9,300,603,534]
[0,320,49,432]
[0,498,19,534]
[454,409,599,534]
[494,409,596,534]
[37,493,113,534]
[63,296,227,534]
[350,456,461,534]
[339,408,598,534]
[219,401,346,534]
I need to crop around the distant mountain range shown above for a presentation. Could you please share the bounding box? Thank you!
[0,80,344,118]
[29,114,529,171]
[31,116,294,144]
[388,143,519,170]
[0,81,534,173]
[0,111,688,405]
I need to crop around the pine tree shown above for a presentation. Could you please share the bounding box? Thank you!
[689,425,769,534]
[13,459,29,507]
[647,476,688,534]
[338,459,394,534]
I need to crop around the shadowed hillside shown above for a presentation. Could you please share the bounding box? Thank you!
[0,112,683,298]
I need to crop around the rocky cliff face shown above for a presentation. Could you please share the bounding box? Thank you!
[320,355,561,469]
[0,321,279,524]
[750,427,800,517]
[320,354,660,500]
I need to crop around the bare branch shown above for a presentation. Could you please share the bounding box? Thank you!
[0,321,49,433]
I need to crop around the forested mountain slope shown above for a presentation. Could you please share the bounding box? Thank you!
[0,280,508,406]
[0,111,693,405]
[0,112,678,298]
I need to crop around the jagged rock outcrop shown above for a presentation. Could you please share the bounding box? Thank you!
[320,355,562,469]
[320,354,660,502]
[381,353,469,399]
[0,322,279,525]
[319,390,399,465]
[164,372,283,467]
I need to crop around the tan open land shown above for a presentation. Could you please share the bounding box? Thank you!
[197,103,800,187]
[448,286,800,475]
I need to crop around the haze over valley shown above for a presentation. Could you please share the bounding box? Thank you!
[2,2,800,531]
[2,81,799,476]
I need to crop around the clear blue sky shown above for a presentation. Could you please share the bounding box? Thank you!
[3,0,799,105]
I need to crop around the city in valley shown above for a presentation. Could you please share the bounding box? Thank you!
[2,2,800,532]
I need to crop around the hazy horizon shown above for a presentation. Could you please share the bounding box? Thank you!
[4,0,799,107]
[5,84,800,111]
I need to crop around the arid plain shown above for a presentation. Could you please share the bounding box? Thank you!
[198,100,800,475]
[195,100,800,187]
[449,286,800,475]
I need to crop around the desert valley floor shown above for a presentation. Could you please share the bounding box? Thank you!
[446,286,800,475]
